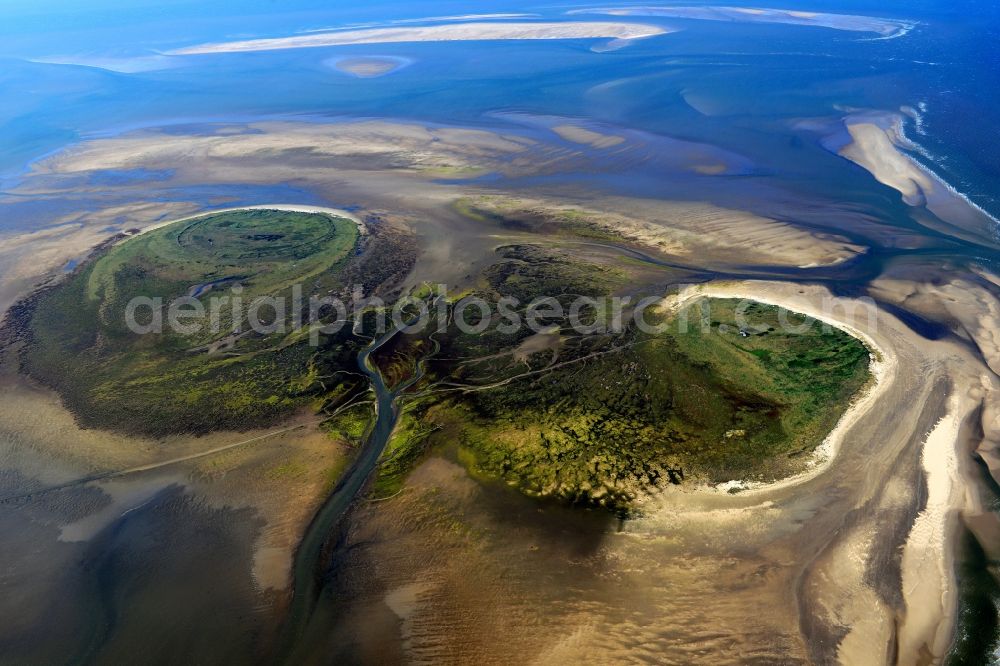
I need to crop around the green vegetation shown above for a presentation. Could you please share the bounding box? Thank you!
[14,205,869,516]
[85,208,357,339]
[393,244,870,513]
[371,401,442,498]
[484,244,623,301]
[321,401,375,445]
[21,209,363,435]
[453,196,620,242]
[451,299,869,511]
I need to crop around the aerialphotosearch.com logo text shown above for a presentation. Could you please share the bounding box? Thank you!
[124,283,878,343]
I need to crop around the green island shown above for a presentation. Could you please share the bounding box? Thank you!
[456,297,868,502]
[372,244,871,512]
[19,209,365,435]
[10,208,870,514]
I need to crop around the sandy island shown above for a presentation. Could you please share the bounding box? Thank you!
[171,21,671,55]
[0,204,370,597]
[326,55,412,78]
[571,6,914,38]
[638,279,988,664]
[316,275,996,664]
[834,111,1000,245]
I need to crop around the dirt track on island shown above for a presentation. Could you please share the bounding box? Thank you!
[2,118,999,664]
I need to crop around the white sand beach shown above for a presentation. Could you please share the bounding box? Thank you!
[152,204,368,235]
[657,281,893,496]
[171,21,671,55]
[571,6,914,38]
[837,112,1000,242]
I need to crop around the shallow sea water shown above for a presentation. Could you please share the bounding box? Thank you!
[1,0,999,662]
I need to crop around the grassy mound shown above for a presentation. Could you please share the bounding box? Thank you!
[452,299,870,511]
[22,209,360,436]
[383,242,871,513]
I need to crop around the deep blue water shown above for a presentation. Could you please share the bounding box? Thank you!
[2,1,999,661]
[1,0,998,225]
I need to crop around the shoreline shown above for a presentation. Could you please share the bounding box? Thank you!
[171,21,671,55]
[656,280,894,498]
[649,279,972,662]
[136,203,368,236]
[894,120,1000,228]
[897,396,963,663]
[836,111,1000,241]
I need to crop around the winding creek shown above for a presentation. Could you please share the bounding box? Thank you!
[280,317,432,657]
[271,239,948,656]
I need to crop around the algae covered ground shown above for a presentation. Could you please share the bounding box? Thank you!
[367,239,871,512]
[387,295,870,512]
[12,207,869,513]
[20,209,363,435]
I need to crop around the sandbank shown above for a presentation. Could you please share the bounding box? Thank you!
[835,111,1000,242]
[138,204,368,236]
[171,21,670,55]
[551,124,625,148]
[571,6,914,38]
[326,55,412,78]
[897,396,963,663]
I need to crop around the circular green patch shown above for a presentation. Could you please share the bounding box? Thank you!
[175,209,343,262]
[24,207,362,436]
[85,208,359,305]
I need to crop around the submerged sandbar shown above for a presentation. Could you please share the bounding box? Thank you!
[172,21,671,55]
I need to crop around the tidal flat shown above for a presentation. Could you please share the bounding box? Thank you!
[0,92,998,663]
